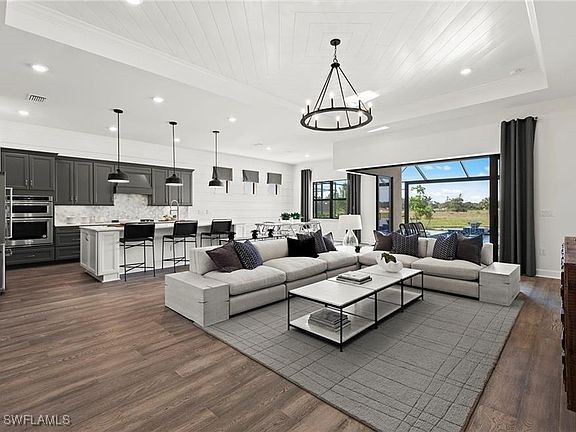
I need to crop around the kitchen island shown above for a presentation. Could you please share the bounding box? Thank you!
[80,221,243,282]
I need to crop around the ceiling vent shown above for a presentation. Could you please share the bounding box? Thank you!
[27,94,46,103]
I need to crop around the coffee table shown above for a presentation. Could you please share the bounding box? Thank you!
[287,267,424,351]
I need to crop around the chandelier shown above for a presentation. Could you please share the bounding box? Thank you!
[301,39,373,132]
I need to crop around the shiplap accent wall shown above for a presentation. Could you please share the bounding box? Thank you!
[0,120,294,228]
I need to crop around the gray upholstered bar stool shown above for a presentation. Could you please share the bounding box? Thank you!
[120,222,156,281]
[162,220,198,272]
[200,219,232,246]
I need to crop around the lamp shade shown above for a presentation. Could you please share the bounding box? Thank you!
[339,214,362,230]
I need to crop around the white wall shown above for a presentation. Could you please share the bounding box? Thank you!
[330,96,576,278]
[292,159,376,244]
[0,120,294,230]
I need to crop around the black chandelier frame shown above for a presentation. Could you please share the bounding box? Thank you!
[301,38,373,132]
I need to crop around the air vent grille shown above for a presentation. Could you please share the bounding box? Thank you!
[27,94,46,103]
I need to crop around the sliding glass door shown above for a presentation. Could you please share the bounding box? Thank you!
[377,176,392,233]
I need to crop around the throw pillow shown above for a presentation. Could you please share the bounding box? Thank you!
[206,241,243,272]
[288,237,318,258]
[373,230,392,251]
[432,232,458,260]
[297,229,327,254]
[233,240,263,270]
[323,232,337,252]
[456,233,483,265]
[390,232,419,257]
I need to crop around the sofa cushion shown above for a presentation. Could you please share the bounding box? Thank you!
[411,257,481,281]
[253,238,288,262]
[317,251,358,270]
[391,232,419,257]
[189,246,219,275]
[359,251,420,268]
[206,265,286,296]
[264,257,327,282]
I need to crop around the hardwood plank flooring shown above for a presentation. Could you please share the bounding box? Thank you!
[1,263,575,431]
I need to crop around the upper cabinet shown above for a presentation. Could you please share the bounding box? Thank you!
[150,169,194,206]
[56,158,94,205]
[2,150,55,192]
[93,162,115,206]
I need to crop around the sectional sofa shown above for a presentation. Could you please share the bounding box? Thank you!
[165,237,500,327]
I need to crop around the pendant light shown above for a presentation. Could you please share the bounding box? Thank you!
[165,121,183,187]
[208,130,224,188]
[107,108,129,183]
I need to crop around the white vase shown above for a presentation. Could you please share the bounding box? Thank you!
[378,257,403,273]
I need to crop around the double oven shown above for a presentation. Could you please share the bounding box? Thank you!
[7,195,53,247]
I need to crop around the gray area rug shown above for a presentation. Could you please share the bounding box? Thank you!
[203,291,523,432]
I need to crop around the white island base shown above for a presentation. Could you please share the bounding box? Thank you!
[80,223,194,282]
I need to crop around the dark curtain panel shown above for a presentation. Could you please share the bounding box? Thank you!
[300,169,312,222]
[500,116,537,276]
[347,172,362,240]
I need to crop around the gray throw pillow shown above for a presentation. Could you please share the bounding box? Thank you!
[373,230,392,251]
[323,232,337,252]
[206,241,243,272]
[297,229,327,254]
[456,233,483,265]
[432,232,458,260]
[390,232,419,257]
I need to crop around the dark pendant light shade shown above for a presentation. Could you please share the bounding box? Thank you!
[209,130,224,188]
[108,108,130,183]
[166,121,183,187]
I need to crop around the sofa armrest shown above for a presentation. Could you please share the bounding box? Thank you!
[481,243,494,266]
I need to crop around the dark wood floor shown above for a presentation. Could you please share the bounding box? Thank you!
[1,263,575,431]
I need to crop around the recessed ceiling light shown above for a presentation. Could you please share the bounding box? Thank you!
[227,117,237,123]
[460,68,472,76]
[126,0,143,5]
[31,64,49,73]
[174,138,181,143]
[18,110,29,117]
[108,126,117,132]
[304,154,310,158]
[265,146,272,151]
[510,68,524,76]
[368,125,390,133]
[152,96,164,104]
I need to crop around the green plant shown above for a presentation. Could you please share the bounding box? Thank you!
[409,185,434,226]
[290,212,301,220]
[280,212,291,220]
[380,252,397,263]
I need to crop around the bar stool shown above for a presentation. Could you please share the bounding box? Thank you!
[200,219,232,246]
[120,222,156,281]
[162,220,198,272]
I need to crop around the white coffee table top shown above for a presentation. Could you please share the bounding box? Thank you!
[360,266,423,280]
[290,280,373,307]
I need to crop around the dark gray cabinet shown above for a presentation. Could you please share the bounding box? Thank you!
[151,168,169,206]
[6,246,54,266]
[54,226,80,261]
[93,162,115,206]
[150,169,193,206]
[56,159,93,205]
[167,170,182,204]
[2,150,55,192]
[180,171,194,205]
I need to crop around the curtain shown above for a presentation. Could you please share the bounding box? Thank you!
[300,169,312,222]
[347,172,362,240]
[500,116,537,276]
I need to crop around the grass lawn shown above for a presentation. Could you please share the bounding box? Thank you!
[422,210,489,229]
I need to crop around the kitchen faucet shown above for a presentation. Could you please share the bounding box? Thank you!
[169,200,180,221]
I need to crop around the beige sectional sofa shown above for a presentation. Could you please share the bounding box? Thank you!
[358,237,494,298]
[187,238,358,316]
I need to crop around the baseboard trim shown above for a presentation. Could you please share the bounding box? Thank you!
[536,269,561,279]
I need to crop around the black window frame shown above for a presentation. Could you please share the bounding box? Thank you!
[313,179,347,219]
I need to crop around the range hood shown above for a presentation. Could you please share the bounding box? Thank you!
[114,166,153,195]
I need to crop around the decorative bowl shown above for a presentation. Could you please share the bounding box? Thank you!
[378,258,403,273]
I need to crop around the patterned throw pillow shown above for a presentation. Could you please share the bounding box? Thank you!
[456,233,483,264]
[373,230,392,251]
[297,229,327,254]
[432,232,458,260]
[206,241,243,272]
[390,232,419,257]
[323,232,337,252]
[233,240,263,270]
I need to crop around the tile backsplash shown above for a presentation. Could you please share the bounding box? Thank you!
[54,194,193,225]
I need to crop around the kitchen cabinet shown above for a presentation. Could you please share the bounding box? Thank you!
[151,168,169,206]
[80,227,120,282]
[1,150,55,192]
[54,226,80,261]
[167,170,182,204]
[150,169,193,206]
[93,162,115,205]
[5,246,54,266]
[56,159,94,205]
[180,171,194,205]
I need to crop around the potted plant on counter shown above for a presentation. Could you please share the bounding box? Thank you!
[281,212,291,221]
[291,212,301,221]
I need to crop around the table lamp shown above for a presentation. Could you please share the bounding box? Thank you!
[339,214,362,251]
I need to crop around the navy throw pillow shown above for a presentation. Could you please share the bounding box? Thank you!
[456,233,483,265]
[233,240,263,270]
[288,237,318,258]
[432,232,458,260]
[390,232,419,257]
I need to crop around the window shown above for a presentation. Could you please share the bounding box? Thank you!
[313,180,347,219]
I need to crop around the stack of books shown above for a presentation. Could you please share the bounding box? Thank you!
[336,271,372,285]
[308,309,350,332]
